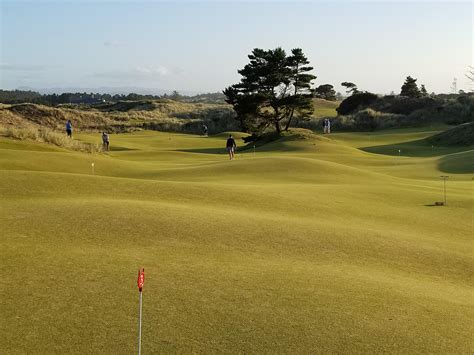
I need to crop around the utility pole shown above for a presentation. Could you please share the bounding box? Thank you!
[450,78,457,94]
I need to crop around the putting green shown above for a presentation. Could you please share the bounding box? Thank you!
[0,128,472,353]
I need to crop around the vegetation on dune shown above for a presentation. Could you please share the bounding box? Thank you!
[333,91,473,132]
[0,125,101,152]
[5,103,113,129]
[0,100,238,135]
[328,75,473,133]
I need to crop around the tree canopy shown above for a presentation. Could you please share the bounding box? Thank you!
[341,82,359,95]
[223,47,316,134]
[466,66,474,82]
[400,76,421,98]
[420,84,428,96]
[314,84,337,101]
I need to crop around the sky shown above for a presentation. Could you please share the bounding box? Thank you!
[0,0,472,95]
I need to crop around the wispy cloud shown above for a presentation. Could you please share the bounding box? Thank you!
[103,40,123,47]
[135,65,170,76]
[93,65,173,80]
[0,63,50,71]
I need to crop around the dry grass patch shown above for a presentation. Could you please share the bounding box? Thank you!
[0,125,101,152]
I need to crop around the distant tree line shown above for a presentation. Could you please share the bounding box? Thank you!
[0,90,227,106]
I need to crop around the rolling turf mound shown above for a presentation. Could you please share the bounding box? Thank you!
[0,127,472,353]
[427,122,474,146]
[354,125,473,172]
[311,98,339,118]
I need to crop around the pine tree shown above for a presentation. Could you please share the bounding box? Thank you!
[400,76,421,98]
[314,84,337,101]
[420,84,428,96]
[224,47,316,134]
[341,82,359,95]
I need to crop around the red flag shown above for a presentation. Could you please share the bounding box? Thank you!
[137,268,145,291]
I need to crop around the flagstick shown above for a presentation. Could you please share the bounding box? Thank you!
[138,289,143,355]
[137,268,145,355]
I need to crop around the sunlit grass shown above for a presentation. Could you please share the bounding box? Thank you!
[0,127,472,353]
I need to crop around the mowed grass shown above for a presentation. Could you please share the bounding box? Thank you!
[312,98,339,118]
[0,127,472,353]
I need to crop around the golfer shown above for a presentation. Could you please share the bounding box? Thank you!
[102,131,110,151]
[226,135,237,160]
[323,118,331,134]
[66,120,73,138]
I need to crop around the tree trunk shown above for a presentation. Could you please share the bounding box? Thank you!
[284,108,295,131]
[275,121,281,134]
[284,63,299,131]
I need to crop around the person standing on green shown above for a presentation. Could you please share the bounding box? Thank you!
[66,120,73,138]
[226,135,237,160]
[102,132,110,151]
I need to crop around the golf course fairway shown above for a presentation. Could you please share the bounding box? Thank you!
[0,128,472,353]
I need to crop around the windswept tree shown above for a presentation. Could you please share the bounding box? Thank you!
[467,66,474,92]
[170,90,181,101]
[420,84,428,96]
[224,47,316,134]
[400,76,421,98]
[314,84,337,101]
[341,82,359,95]
[466,66,473,82]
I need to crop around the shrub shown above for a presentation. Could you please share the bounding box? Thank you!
[351,109,380,131]
[336,92,378,115]
[375,96,440,115]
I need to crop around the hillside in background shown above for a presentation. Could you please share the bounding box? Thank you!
[0,98,339,136]
[3,91,473,140]
[311,98,339,118]
[327,93,474,132]
[0,100,238,134]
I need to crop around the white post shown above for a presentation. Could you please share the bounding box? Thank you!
[91,162,95,175]
[138,290,143,355]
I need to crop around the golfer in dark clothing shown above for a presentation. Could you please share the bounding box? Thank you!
[66,120,72,138]
[102,132,110,151]
[226,135,237,160]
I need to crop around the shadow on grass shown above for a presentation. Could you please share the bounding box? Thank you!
[361,138,473,174]
[361,138,472,158]
[438,151,474,174]
[176,147,227,154]
[109,146,137,152]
